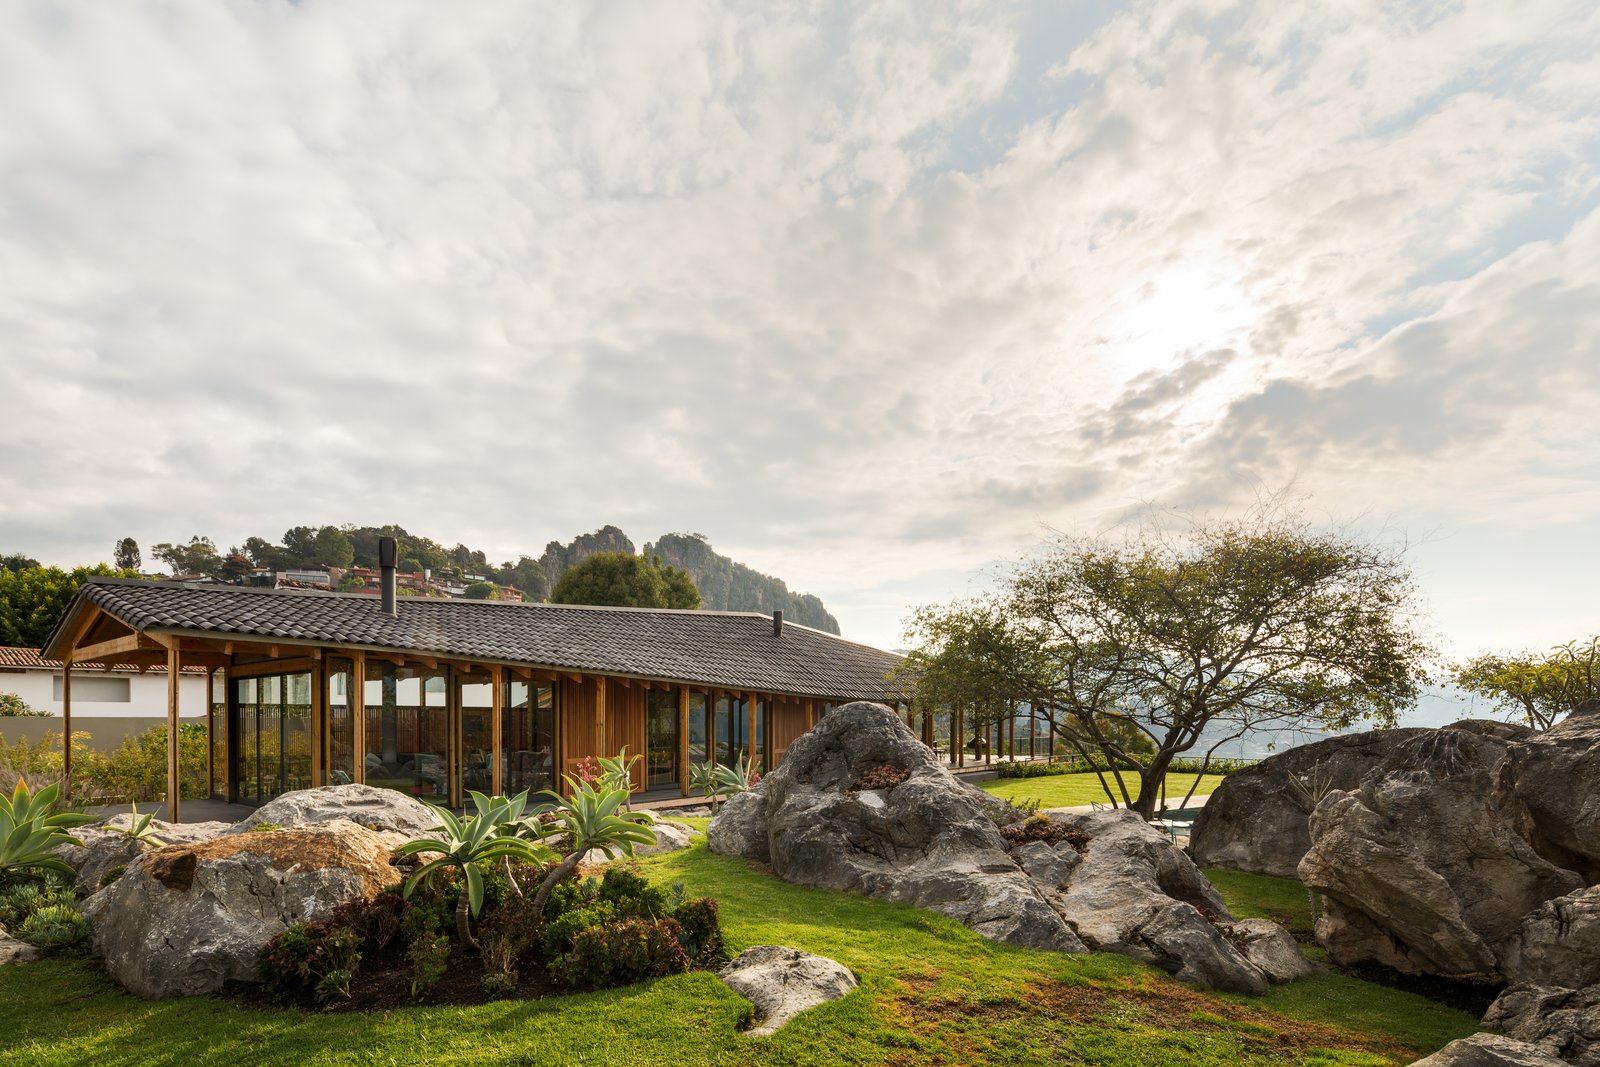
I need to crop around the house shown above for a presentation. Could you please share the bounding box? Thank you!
[41,541,908,821]
[0,645,209,748]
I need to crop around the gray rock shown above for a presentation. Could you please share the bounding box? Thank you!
[57,817,231,895]
[718,945,857,1036]
[1484,984,1600,1067]
[1011,840,1080,890]
[0,925,42,965]
[225,783,444,838]
[1189,726,1432,877]
[1052,810,1266,993]
[1230,917,1319,982]
[706,788,770,863]
[757,703,1084,953]
[1501,886,1600,989]
[581,819,701,864]
[1410,1033,1572,1066]
[1502,701,1600,881]
[86,819,401,999]
[1299,727,1581,975]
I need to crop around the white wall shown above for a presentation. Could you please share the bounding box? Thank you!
[0,668,208,719]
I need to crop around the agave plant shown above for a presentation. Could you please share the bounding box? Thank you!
[527,777,658,923]
[0,779,94,881]
[688,754,761,812]
[593,748,642,801]
[116,802,165,847]
[396,792,549,950]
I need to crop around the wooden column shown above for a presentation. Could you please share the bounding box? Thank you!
[310,656,326,787]
[804,699,815,731]
[204,668,215,796]
[595,675,608,762]
[61,659,73,801]
[746,692,758,771]
[491,665,504,796]
[678,687,690,797]
[351,652,367,784]
[166,644,181,823]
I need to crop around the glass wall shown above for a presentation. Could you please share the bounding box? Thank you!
[363,662,448,800]
[459,671,494,796]
[646,690,679,789]
[687,692,709,769]
[713,695,770,769]
[504,680,556,794]
[327,658,355,785]
[233,671,313,804]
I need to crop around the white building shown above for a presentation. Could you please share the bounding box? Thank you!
[0,645,208,725]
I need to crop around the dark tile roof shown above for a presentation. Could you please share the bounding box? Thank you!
[49,578,904,702]
[0,645,207,674]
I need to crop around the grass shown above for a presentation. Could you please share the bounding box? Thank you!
[978,771,1228,809]
[0,842,1476,1067]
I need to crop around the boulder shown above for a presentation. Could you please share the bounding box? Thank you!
[1299,727,1581,975]
[581,819,702,864]
[742,702,1084,953]
[1501,887,1600,989]
[1502,701,1600,881]
[718,945,857,1036]
[1485,984,1600,1067]
[225,783,443,838]
[57,816,231,895]
[1230,917,1320,983]
[1410,1033,1572,1067]
[1189,727,1431,877]
[706,788,770,863]
[85,819,401,999]
[0,925,42,965]
[1052,810,1269,993]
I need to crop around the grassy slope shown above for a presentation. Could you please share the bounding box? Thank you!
[0,846,1475,1067]
[979,771,1228,809]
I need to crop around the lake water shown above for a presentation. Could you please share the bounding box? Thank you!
[1195,685,1498,759]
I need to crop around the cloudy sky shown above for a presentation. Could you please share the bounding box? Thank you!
[1,0,1596,662]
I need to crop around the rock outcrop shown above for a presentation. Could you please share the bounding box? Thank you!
[226,783,443,838]
[1501,701,1600,882]
[57,816,231,895]
[1230,918,1321,983]
[1189,727,1430,877]
[718,945,857,1036]
[1485,985,1600,1067]
[1298,727,1581,975]
[582,819,701,864]
[0,925,42,965]
[86,819,401,999]
[708,702,1301,993]
[1410,1033,1572,1067]
[1500,887,1600,989]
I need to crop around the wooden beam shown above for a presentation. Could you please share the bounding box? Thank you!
[61,661,72,801]
[167,645,181,823]
[491,665,504,796]
[71,633,153,663]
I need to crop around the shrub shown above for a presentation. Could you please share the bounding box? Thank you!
[598,866,668,920]
[99,865,127,889]
[477,894,543,993]
[999,813,1091,854]
[542,901,619,958]
[256,920,364,1004]
[852,764,910,791]
[0,693,48,718]
[672,897,726,967]
[0,780,93,881]
[408,933,451,999]
[0,875,74,929]
[19,903,92,950]
[549,917,690,991]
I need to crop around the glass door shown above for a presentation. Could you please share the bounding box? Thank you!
[646,689,679,789]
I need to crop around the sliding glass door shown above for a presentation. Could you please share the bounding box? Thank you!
[233,671,313,805]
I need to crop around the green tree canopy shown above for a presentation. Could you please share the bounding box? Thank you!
[900,509,1433,817]
[549,552,701,610]
[1453,637,1599,730]
[151,535,222,577]
[463,581,497,600]
[0,564,139,648]
[113,538,141,571]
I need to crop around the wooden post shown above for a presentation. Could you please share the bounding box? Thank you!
[351,652,367,785]
[1029,700,1036,758]
[678,687,690,797]
[205,667,215,796]
[746,692,758,771]
[167,644,181,823]
[310,658,326,787]
[491,665,504,796]
[61,659,73,801]
[804,698,815,731]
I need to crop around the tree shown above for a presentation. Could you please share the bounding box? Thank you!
[1,554,40,574]
[150,535,222,577]
[0,693,48,717]
[549,552,701,610]
[463,581,497,600]
[901,510,1432,818]
[0,564,136,648]
[499,557,548,600]
[1453,637,1599,730]
[312,526,354,569]
[219,553,252,585]
[113,538,141,571]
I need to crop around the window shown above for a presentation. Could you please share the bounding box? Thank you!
[53,676,130,702]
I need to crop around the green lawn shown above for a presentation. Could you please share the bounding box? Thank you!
[979,771,1228,809]
[0,843,1475,1067]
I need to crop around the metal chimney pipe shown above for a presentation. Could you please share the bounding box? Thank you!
[773,610,783,637]
[378,536,398,617]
